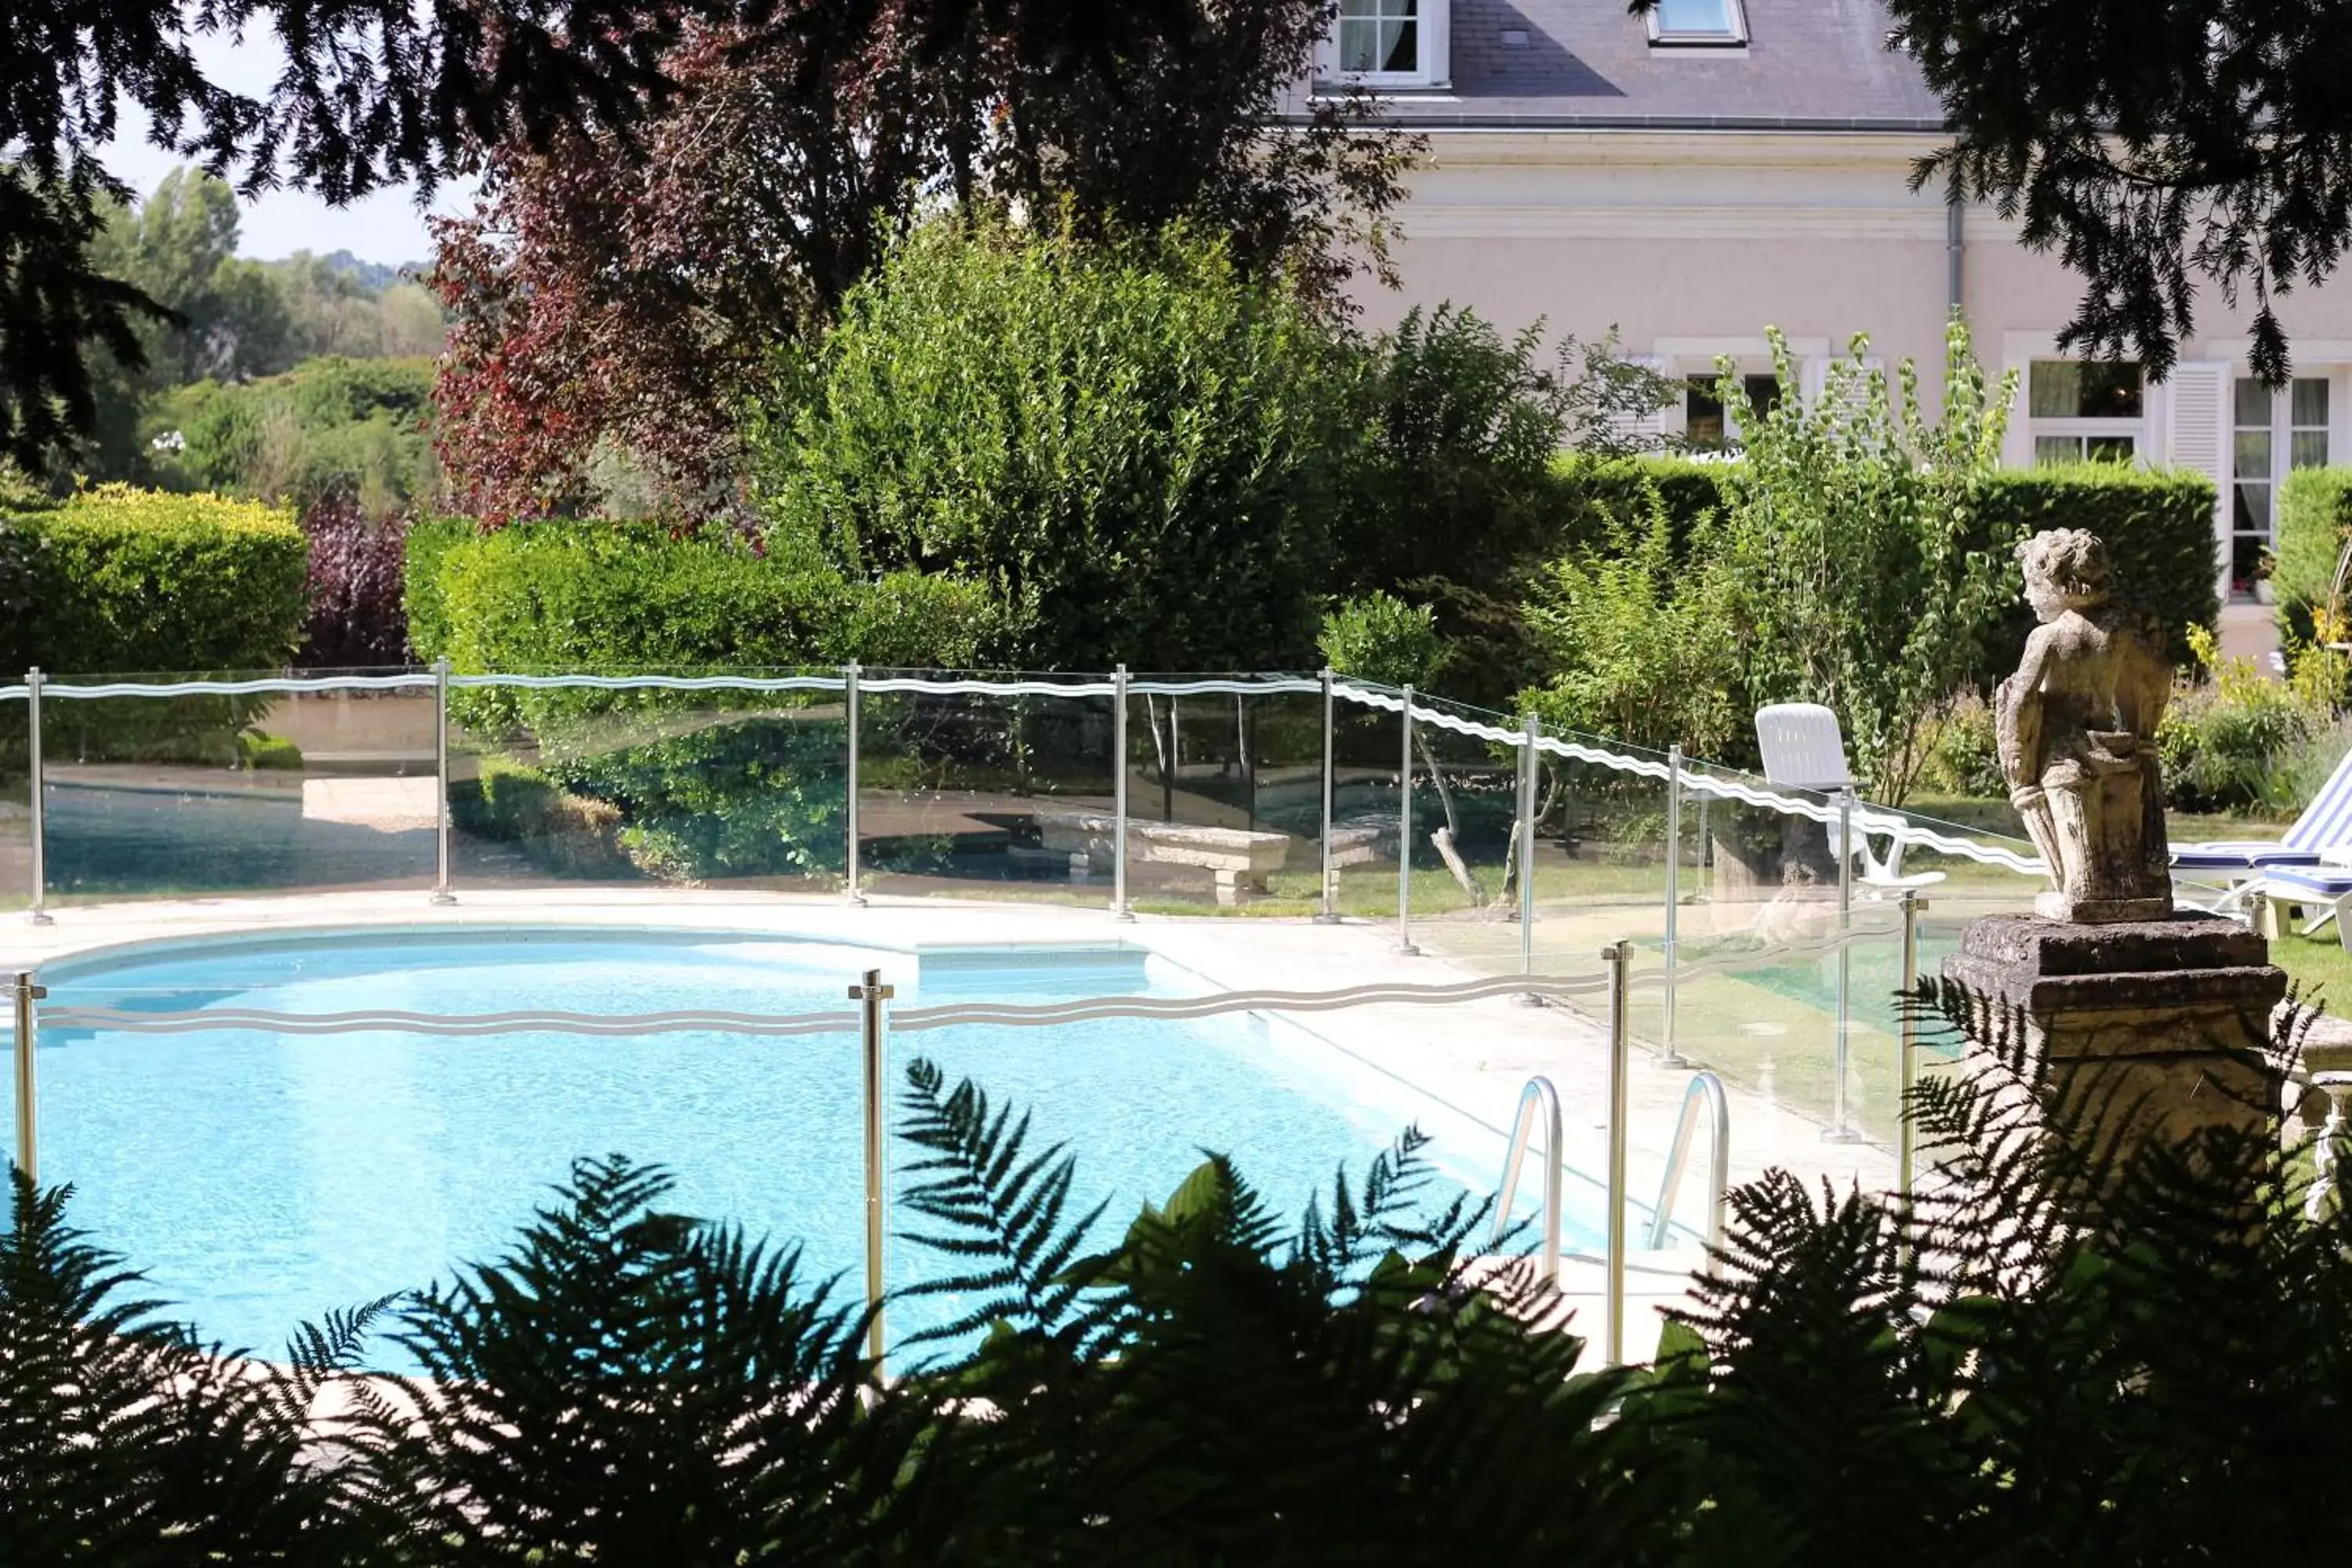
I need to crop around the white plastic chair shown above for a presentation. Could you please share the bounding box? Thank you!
[1753,703,1944,892]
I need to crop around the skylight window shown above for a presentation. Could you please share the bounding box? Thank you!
[1647,0,1748,46]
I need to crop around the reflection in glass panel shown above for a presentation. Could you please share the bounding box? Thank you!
[2034,434,2082,466]
[2235,430,2273,473]
[2293,431,2331,469]
[2293,376,2330,427]
[2235,376,2271,427]
[2085,435,2136,463]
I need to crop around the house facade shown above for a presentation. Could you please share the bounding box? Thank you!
[1319,0,2352,605]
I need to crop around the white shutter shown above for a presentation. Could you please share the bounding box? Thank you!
[2165,361,2231,601]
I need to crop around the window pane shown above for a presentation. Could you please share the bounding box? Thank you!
[2085,434,2136,463]
[2034,435,2083,466]
[1378,17,1417,71]
[2234,481,2273,533]
[2078,362,2142,417]
[2030,362,2082,419]
[1657,0,1737,34]
[2235,376,2272,428]
[1741,374,1782,416]
[2235,430,2273,474]
[1686,379,1726,451]
[2232,533,2267,593]
[2293,430,2330,469]
[2294,377,2331,427]
[1339,18,1374,70]
[2031,359,2143,418]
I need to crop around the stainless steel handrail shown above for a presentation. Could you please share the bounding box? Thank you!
[1491,1075,1564,1290]
[1644,1071,1730,1258]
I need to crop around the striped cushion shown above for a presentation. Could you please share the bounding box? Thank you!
[2170,842,2321,871]
[2263,866,2352,898]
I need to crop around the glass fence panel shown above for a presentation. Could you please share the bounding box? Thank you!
[1120,679,1323,913]
[854,676,1113,906]
[40,670,437,906]
[1330,687,1408,922]
[448,669,846,896]
[1,691,27,914]
[1534,740,1674,983]
[1385,691,1521,971]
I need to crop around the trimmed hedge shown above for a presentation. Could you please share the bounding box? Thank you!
[405,518,1003,680]
[1543,457,2220,671]
[2275,466,2352,638]
[0,485,308,675]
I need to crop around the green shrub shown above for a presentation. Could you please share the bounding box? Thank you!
[750,217,1350,672]
[1541,456,2218,682]
[449,753,632,877]
[1317,591,1449,689]
[0,485,307,676]
[398,513,474,664]
[1516,487,1742,757]
[1976,464,2219,669]
[2157,626,2340,814]
[235,731,303,771]
[553,717,846,883]
[2275,465,2352,641]
[151,356,440,518]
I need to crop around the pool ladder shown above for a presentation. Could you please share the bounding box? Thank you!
[1491,1070,1731,1292]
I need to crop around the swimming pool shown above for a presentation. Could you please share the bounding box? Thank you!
[12,927,1606,1363]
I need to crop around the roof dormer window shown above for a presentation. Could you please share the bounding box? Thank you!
[1647,0,1748,46]
[1319,0,1451,89]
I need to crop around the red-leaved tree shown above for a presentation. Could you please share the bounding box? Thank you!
[430,1,1414,520]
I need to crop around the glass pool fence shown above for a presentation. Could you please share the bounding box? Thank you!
[0,662,2056,1162]
[6,916,1936,1370]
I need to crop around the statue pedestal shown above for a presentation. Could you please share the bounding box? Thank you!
[1942,914,2286,1185]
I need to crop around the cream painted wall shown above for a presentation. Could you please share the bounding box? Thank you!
[1357,128,2352,423]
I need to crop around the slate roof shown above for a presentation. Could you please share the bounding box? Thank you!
[1363,0,1946,131]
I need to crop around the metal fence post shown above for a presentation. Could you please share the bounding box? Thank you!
[1898,890,1924,1204]
[25,669,50,926]
[430,657,456,906]
[1661,743,1687,1067]
[1828,793,1860,1142]
[1396,685,1418,956]
[1603,939,1632,1368]
[844,664,866,906]
[1316,667,1338,923]
[849,968,894,1372]
[1517,713,1540,980]
[1112,665,1132,920]
[11,971,42,1181]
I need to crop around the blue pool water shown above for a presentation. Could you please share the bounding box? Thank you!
[10,928,1587,1364]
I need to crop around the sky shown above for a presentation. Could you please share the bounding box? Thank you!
[96,28,471,267]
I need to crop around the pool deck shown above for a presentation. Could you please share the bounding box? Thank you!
[2,887,1898,1367]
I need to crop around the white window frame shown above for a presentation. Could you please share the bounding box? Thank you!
[1316,0,1450,89]
[2026,359,2147,468]
[2230,371,2336,598]
[1646,0,1749,48]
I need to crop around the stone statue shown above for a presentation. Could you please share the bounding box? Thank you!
[1996,528,2174,924]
